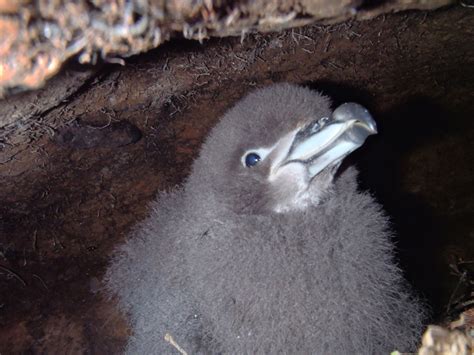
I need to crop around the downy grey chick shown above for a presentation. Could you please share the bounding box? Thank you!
[105,83,426,354]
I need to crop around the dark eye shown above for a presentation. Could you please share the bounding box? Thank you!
[245,152,261,167]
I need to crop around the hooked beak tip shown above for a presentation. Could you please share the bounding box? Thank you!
[332,102,378,136]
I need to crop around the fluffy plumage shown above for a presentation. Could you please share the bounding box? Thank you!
[105,83,426,354]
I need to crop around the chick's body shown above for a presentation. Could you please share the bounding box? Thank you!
[106,84,426,354]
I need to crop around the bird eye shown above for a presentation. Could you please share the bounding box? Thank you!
[244,152,261,167]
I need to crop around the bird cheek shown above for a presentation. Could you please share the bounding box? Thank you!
[268,163,309,210]
[269,162,308,188]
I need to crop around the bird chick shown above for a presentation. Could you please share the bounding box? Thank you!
[105,83,426,354]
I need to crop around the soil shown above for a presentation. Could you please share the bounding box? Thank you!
[0,6,473,353]
[0,0,452,94]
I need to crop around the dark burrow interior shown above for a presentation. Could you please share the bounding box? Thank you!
[0,6,473,353]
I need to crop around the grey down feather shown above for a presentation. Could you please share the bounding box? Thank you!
[105,83,427,354]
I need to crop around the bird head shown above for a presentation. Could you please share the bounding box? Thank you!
[188,84,377,214]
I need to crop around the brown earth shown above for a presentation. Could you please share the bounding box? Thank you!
[0,6,473,353]
[0,0,453,95]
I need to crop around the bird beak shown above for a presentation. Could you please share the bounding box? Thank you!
[283,103,377,177]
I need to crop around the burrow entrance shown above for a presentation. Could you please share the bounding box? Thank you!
[0,6,473,353]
